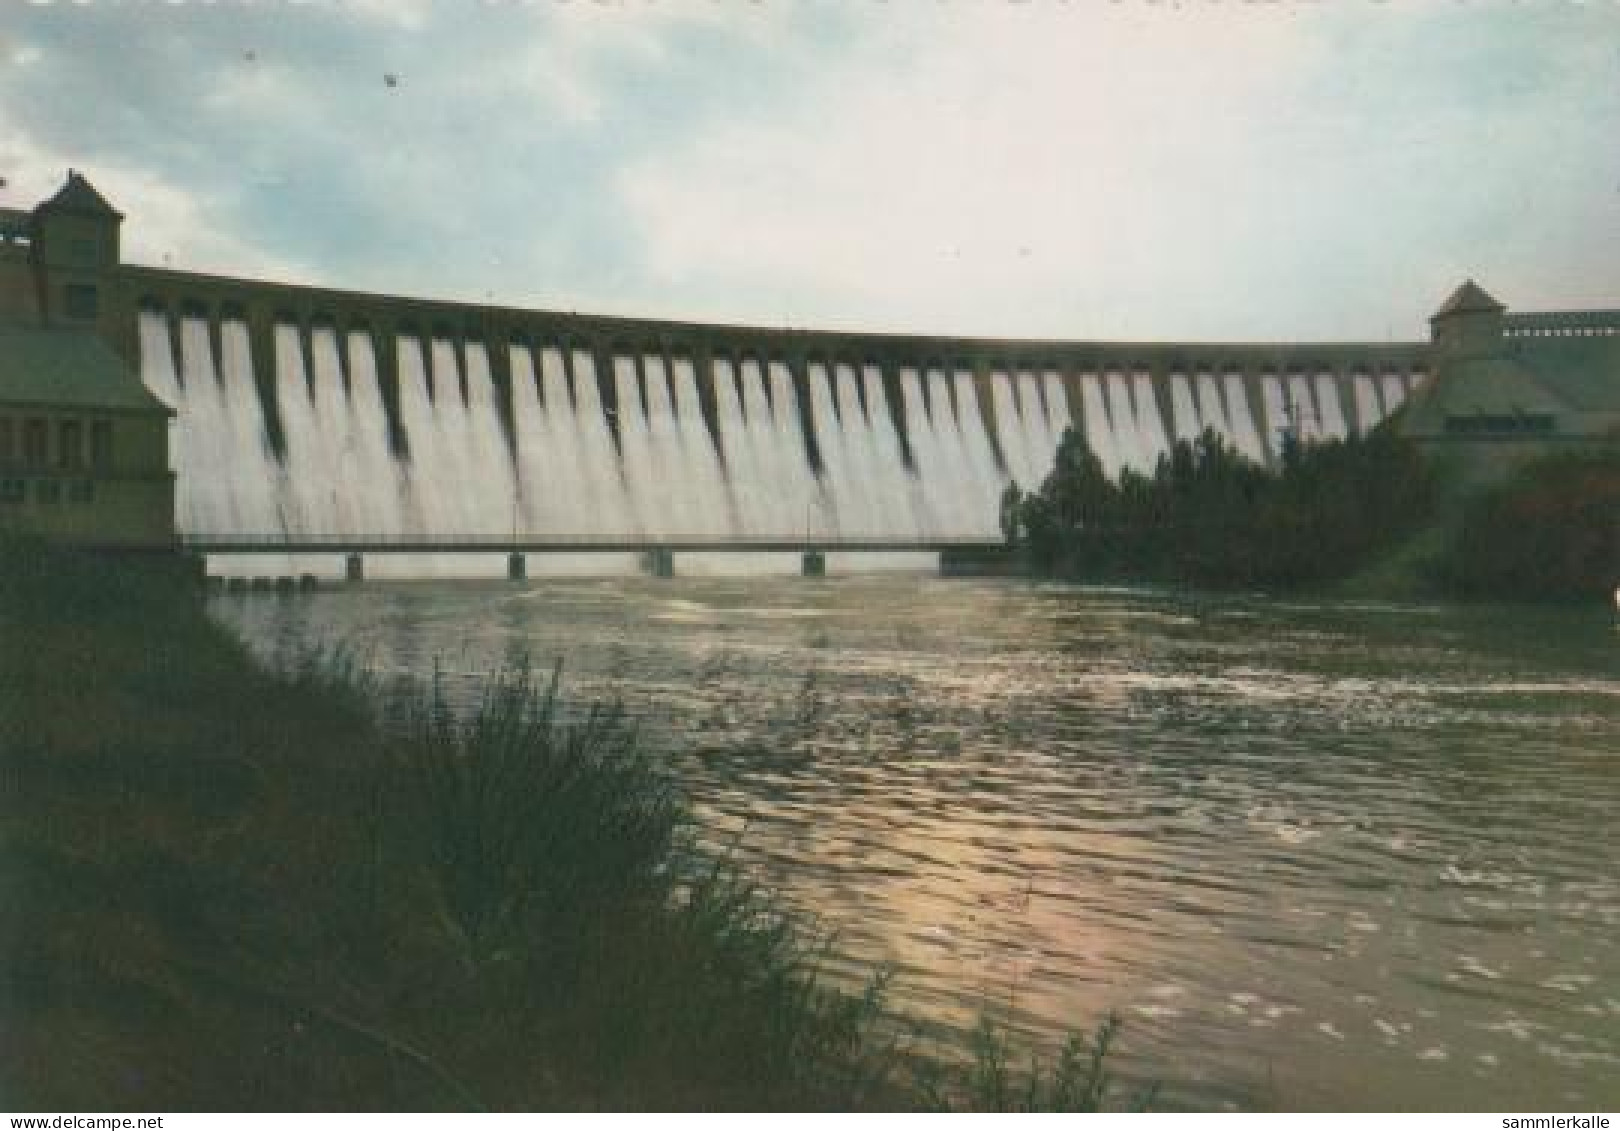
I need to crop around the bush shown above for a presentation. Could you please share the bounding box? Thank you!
[1436,448,1620,602]
[370,663,927,1108]
[386,663,682,965]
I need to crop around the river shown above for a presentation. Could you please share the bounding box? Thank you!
[211,571,1619,1111]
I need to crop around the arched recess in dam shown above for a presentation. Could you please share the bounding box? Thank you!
[134,306,1428,549]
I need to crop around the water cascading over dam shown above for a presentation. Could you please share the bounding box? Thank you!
[133,301,1427,575]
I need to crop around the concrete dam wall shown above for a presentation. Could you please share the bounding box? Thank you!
[120,265,1430,555]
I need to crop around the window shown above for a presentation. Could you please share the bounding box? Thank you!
[22,419,47,468]
[90,421,112,470]
[64,283,98,319]
[36,479,60,504]
[0,479,23,504]
[0,418,12,464]
[68,479,94,504]
[58,420,83,470]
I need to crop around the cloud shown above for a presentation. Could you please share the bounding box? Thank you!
[616,3,1620,338]
[0,7,708,282]
[1,2,1616,341]
[0,117,305,283]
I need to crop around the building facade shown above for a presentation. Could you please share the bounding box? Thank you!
[0,173,175,549]
[1400,280,1620,488]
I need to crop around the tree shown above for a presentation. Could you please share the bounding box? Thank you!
[1004,424,1434,590]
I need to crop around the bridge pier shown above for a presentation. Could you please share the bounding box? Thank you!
[186,541,1004,575]
[643,547,675,578]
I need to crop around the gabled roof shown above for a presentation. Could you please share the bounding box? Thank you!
[1431,279,1505,321]
[0,321,169,414]
[35,171,123,221]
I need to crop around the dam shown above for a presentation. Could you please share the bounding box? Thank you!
[5,173,1430,569]
[133,296,1428,550]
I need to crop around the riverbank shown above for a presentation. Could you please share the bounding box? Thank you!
[0,536,1129,1111]
[1003,428,1617,605]
[206,569,1620,1112]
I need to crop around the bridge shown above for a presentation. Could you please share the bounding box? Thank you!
[184,536,1010,579]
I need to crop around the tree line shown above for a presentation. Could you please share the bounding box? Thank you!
[1002,424,1619,601]
[999,425,1434,589]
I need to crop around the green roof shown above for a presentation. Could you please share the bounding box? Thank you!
[0,322,170,414]
[1403,356,1572,435]
[1512,336,1620,413]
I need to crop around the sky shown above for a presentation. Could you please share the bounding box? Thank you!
[2,0,1618,343]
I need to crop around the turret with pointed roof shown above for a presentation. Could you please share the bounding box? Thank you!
[1429,278,1505,359]
[25,171,123,330]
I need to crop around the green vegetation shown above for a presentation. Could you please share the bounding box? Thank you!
[914,1013,1148,1113]
[1001,427,1434,589]
[1002,426,1619,603]
[1434,448,1620,603]
[0,534,1135,1111]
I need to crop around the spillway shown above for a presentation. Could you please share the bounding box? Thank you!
[134,309,1425,574]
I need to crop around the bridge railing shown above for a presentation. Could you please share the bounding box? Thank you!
[1503,311,1620,338]
[183,535,1007,553]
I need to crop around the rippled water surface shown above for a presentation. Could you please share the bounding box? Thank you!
[214,576,1620,1111]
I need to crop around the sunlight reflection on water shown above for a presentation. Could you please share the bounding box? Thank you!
[214,578,1620,1111]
